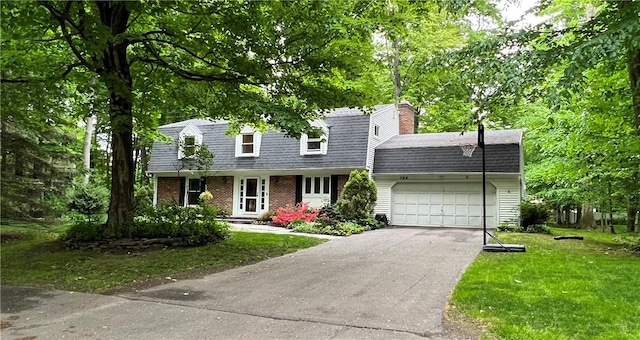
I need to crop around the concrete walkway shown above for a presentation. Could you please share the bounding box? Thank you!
[1,227,483,340]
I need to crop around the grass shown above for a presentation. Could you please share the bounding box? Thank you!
[0,219,70,234]
[450,226,640,339]
[1,225,325,294]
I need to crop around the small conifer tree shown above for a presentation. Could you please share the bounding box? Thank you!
[335,170,377,221]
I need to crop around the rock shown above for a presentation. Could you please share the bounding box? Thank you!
[110,239,139,247]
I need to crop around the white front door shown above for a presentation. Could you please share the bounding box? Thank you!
[237,177,269,216]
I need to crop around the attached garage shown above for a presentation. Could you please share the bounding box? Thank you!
[392,182,496,228]
[373,129,524,228]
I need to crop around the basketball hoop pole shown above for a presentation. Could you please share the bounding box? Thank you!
[478,123,487,246]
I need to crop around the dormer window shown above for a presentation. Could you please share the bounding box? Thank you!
[178,124,203,159]
[235,126,262,157]
[300,121,329,155]
[183,136,196,157]
[242,134,254,154]
[306,131,322,152]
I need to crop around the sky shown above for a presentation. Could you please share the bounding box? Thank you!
[500,0,546,27]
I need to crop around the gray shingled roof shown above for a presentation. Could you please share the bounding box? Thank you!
[148,108,382,172]
[373,129,522,174]
[376,129,522,149]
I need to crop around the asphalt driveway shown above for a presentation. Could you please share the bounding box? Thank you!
[1,227,483,340]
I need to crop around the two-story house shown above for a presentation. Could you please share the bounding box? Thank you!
[148,103,525,228]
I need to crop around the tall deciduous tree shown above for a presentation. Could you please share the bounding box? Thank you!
[2,1,383,237]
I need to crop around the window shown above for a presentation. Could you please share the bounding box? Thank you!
[300,123,329,155]
[304,176,330,195]
[183,136,196,158]
[305,177,312,194]
[186,178,202,206]
[374,124,380,137]
[178,124,202,159]
[307,131,322,152]
[235,127,262,157]
[242,134,254,154]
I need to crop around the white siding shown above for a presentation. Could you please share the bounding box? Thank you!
[374,179,394,218]
[366,105,399,172]
[493,181,521,225]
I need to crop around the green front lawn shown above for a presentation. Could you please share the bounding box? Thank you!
[451,227,640,339]
[1,229,325,293]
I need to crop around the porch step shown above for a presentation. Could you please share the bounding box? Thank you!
[221,217,257,225]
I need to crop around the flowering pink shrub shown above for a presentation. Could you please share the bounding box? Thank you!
[271,202,319,227]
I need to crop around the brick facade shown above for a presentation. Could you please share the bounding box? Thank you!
[157,174,352,214]
[157,177,181,204]
[336,174,349,200]
[398,102,417,134]
[268,175,296,211]
[206,176,234,212]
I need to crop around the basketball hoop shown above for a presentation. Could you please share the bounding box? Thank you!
[460,144,477,157]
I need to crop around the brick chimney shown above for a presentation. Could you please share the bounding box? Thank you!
[398,102,417,134]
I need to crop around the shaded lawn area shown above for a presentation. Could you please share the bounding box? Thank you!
[1,230,325,294]
[451,227,640,340]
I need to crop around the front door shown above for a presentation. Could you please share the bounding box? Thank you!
[236,176,269,216]
[240,178,259,214]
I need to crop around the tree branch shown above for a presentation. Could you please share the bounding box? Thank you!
[41,2,92,68]
[1,62,85,83]
[139,54,256,83]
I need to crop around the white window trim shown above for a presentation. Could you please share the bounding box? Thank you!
[235,126,262,158]
[303,176,331,195]
[178,124,203,160]
[300,121,329,155]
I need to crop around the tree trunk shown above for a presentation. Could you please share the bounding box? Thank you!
[139,142,149,184]
[97,2,134,238]
[627,44,640,135]
[576,206,582,227]
[1,118,8,174]
[82,115,96,184]
[628,205,637,232]
[579,204,596,229]
[608,184,615,234]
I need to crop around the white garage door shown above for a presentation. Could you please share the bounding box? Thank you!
[392,182,496,228]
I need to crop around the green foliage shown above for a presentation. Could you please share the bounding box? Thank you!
[335,170,377,222]
[2,0,387,236]
[497,222,551,234]
[134,183,154,215]
[67,182,109,224]
[0,86,79,220]
[65,221,105,242]
[520,202,551,229]
[291,221,370,236]
[496,223,521,233]
[615,235,640,252]
[133,201,230,246]
[359,216,387,230]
